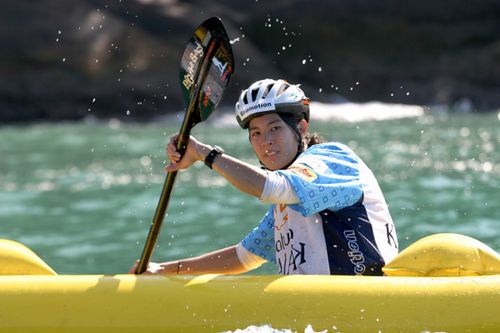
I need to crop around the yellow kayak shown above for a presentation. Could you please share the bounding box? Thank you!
[1,234,499,333]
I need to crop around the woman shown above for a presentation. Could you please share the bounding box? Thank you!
[130,79,398,276]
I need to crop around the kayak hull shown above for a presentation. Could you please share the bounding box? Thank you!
[1,274,499,333]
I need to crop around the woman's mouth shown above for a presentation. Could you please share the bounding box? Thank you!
[264,149,278,157]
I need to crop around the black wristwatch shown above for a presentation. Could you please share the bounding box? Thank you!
[204,145,224,169]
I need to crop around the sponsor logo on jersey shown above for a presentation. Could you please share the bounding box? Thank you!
[343,230,366,275]
[287,164,317,182]
[274,204,289,231]
[275,227,307,275]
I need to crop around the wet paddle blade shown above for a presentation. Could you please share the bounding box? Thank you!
[135,17,234,274]
[179,17,235,124]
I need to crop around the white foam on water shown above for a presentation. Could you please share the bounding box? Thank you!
[309,101,425,123]
[220,324,292,333]
[210,102,425,128]
[220,324,327,333]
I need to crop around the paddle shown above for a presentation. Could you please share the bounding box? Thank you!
[135,17,235,274]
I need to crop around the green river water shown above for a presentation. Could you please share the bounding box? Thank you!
[0,110,498,274]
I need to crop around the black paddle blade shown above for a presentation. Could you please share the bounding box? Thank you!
[179,17,235,124]
[135,18,235,274]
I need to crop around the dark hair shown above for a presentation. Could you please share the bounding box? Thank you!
[278,113,325,153]
[248,112,325,170]
[304,132,324,148]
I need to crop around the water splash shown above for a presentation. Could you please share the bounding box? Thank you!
[221,324,327,333]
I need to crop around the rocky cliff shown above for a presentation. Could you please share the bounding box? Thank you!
[1,0,499,122]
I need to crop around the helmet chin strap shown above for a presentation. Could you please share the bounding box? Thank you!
[280,113,306,168]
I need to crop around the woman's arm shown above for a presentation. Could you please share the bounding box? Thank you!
[130,245,250,275]
[165,135,268,198]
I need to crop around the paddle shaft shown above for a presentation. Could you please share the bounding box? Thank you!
[135,39,218,274]
[134,138,185,274]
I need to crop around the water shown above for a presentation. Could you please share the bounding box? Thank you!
[0,106,499,274]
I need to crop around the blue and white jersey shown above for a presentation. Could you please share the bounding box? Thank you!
[241,142,398,275]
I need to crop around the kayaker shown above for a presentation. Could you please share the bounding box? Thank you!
[130,78,398,276]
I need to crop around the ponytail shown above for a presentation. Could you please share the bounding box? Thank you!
[304,132,324,149]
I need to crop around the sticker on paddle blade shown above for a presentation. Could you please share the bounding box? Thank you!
[198,40,234,121]
[180,40,204,93]
[179,17,234,123]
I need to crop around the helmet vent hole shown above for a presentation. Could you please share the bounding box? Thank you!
[277,84,289,97]
[251,88,259,102]
[262,83,274,99]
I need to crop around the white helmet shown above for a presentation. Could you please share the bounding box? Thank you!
[235,79,310,129]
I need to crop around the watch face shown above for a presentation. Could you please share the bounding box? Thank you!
[214,145,224,154]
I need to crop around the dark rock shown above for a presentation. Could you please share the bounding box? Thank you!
[1,0,499,123]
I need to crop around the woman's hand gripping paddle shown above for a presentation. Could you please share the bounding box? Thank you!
[135,17,235,274]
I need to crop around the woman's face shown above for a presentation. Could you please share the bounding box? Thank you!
[248,113,300,171]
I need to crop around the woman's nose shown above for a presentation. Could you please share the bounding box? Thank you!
[263,132,273,146]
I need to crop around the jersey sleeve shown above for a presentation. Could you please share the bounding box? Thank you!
[240,206,276,263]
[276,143,363,216]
